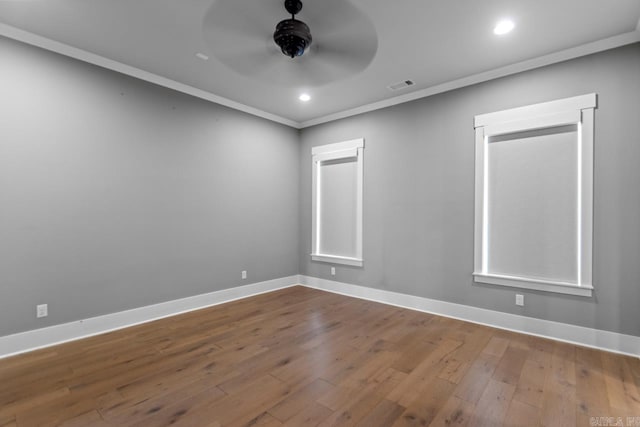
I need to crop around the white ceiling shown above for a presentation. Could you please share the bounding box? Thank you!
[1,0,639,128]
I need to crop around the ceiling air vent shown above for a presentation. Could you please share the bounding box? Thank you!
[388,79,415,91]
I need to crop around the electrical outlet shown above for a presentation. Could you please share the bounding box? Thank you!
[515,294,524,306]
[241,270,247,280]
[331,267,336,276]
[36,304,48,318]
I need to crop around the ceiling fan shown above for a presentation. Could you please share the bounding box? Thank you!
[203,0,378,87]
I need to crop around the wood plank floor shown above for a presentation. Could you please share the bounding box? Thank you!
[1,286,638,426]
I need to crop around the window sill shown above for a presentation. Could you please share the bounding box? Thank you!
[311,254,363,267]
[473,272,593,297]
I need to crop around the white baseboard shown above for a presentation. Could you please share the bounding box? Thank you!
[3,275,637,359]
[299,275,640,358]
[0,276,298,359]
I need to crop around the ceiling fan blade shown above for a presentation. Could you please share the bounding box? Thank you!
[215,46,282,77]
[301,0,365,37]
[290,25,377,86]
[312,33,377,70]
[203,0,280,76]
[202,0,280,46]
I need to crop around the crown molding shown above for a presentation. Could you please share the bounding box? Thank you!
[2,22,638,131]
[299,30,640,128]
[0,23,301,129]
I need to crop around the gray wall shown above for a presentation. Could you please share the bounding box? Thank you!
[299,43,640,337]
[2,33,638,340]
[0,36,300,336]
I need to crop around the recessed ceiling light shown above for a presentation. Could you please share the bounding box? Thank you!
[195,52,209,61]
[299,93,311,102]
[493,19,515,35]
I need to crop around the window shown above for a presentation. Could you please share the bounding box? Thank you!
[311,138,364,267]
[473,94,596,296]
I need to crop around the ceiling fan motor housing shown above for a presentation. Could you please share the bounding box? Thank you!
[274,19,312,58]
[273,0,312,58]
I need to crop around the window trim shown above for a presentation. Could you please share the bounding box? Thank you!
[311,138,364,267]
[473,94,596,297]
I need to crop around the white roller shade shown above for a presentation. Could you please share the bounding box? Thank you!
[487,125,578,283]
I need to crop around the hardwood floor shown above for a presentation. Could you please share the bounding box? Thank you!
[0,286,638,426]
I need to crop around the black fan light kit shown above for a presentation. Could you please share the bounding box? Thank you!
[273,0,313,58]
